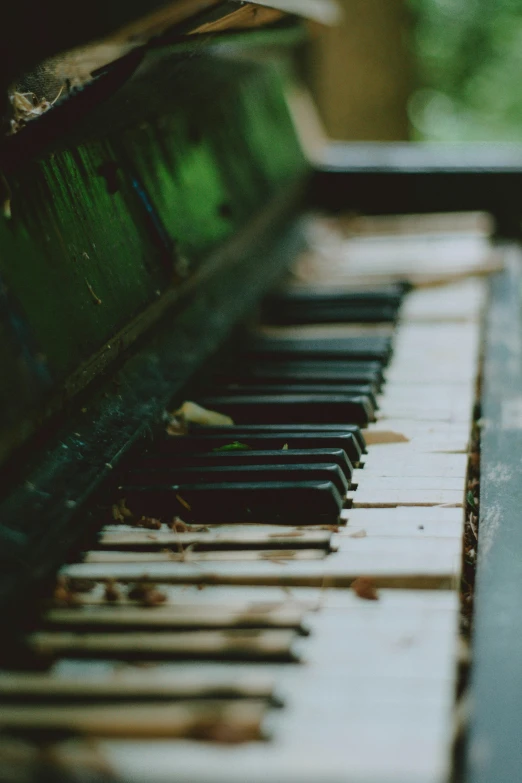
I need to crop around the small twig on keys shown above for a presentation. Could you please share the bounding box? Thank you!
[468,513,478,542]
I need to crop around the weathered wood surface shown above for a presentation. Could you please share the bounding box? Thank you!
[467,247,522,783]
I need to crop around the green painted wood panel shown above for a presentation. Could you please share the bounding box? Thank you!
[0,35,307,465]
[0,138,163,377]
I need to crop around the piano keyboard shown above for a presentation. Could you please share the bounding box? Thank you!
[0,215,488,783]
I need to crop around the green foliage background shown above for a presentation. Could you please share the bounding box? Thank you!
[410,0,522,140]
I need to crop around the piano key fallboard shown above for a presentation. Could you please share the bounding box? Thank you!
[0,214,489,783]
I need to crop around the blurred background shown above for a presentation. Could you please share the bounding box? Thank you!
[308,0,522,142]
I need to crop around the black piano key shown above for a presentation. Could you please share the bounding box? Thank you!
[215,359,384,387]
[151,432,362,466]
[262,286,404,325]
[134,448,354,482]
[212,383,378,410]
[127,463,348,497]
[262,304,399,324]
[265,285,405,308]
[245,337,392,364]
[122,481,343,525]
[189,424,366,452]
[195,394,375,426]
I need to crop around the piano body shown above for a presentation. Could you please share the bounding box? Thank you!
[0,2,521,782]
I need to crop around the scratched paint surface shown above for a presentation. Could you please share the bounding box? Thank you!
[468,246,522,783]
[0,139,161,377]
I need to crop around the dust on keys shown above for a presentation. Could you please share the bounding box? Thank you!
[2,212,491,783]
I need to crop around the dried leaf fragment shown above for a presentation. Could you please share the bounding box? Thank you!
[136,516,162,530]
[363,431,409,445]
[104,579,121,603]
[163,411,189,438]
[142,588,168,606]
[174,401,234,427]
[53,576,78,606]
[171,517,190,533]
[127,581,167,606]
[112,498,134,523]
[351,576,379,601]
[68,578,94,593]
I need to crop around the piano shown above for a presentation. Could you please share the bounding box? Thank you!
[0,2,521,782]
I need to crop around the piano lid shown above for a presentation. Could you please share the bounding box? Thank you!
[248,1,341,25]
[3,0,339,134]
[1,0,340,87]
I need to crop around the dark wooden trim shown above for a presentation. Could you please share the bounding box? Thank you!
[310,143,522,238]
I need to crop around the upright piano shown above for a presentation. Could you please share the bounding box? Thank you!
[1,3,521,782]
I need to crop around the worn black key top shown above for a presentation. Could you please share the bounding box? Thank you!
[135,448,354,483]
[196,394,375,426]
[265,286,405,308]
[263,304,399,325]
[216,360,384,387]
[127,463,348,498]
[213,383,378,410]
[246,337,391,364]
[191,424,366,453]
[151,432,362,466]
[262,288,403,325]
[122,481,343,525]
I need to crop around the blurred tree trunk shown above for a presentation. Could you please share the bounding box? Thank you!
[308,0,413,140]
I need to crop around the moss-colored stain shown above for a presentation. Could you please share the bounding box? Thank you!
[1,140,161,376]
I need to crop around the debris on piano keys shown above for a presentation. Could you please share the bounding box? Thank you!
[111,498,162,530]
[0,0,512,775]
[351,576,379,601]
[126,582,167,607]
[166,401,234,436]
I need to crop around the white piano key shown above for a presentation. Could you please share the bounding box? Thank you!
[98,530,333,549]
[340,506,463,538]
[344,505,463,525]
[98,590,459,783]
[348,487,464,507]
[0,700,267,741]
[43,604,308,630]
[363,421,471,452]
[352,476,465,491]
[53,583,457,613]
[400,279,486,322]
[0,670,277,700]
[28,629,298,660]
[83,549,326,564]
[358,450,468,476]
[62,538,462,588]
